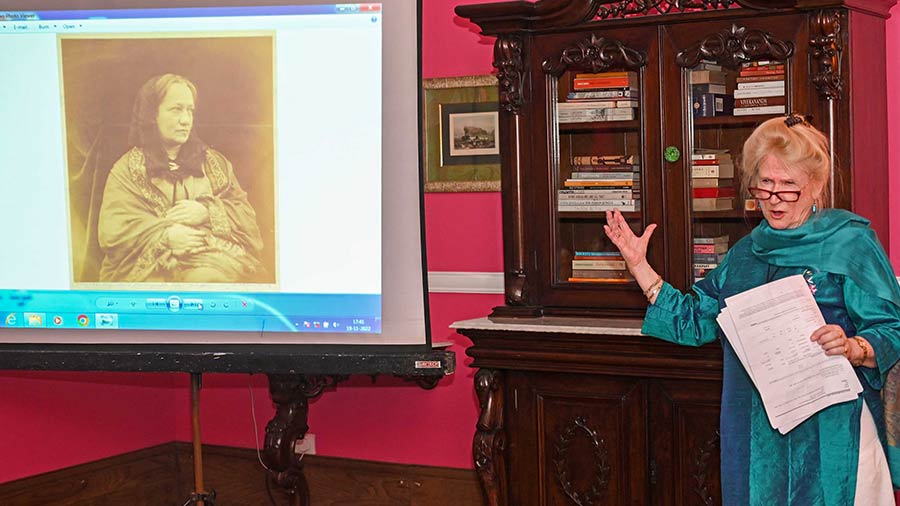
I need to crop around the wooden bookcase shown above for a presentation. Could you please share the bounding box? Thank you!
[453,0,895,504]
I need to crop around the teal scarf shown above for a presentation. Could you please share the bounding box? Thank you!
[751,208,900,483]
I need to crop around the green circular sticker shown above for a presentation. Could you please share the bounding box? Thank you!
[664,146,680,162]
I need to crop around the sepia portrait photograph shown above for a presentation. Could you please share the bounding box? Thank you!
[60,34,277,287]
[448,110,499,157]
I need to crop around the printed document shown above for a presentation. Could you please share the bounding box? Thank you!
[717,274,862,434]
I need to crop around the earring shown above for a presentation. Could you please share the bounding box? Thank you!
[812,200,818,214]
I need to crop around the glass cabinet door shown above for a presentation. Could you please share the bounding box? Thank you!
[684,58,790,281]
[554,67,644,286]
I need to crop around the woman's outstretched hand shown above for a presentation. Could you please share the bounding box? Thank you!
[603,209,657,270]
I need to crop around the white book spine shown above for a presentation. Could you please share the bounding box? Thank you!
[732,105,787,116]
[733,87,786,99]
[736,80,786,90]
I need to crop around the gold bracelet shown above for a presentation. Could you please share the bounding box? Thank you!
[851,337,870,367]
[643,276,663,299]
[645,277,664,302]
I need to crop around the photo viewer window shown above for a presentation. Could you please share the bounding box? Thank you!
[0,2,429,346]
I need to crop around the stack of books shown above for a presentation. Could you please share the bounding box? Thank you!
[691,149,735,211]
[733,61,786,116]
[559,71,640,123]
[558,154,641,212]
[693,235,729,281]
[690,61,733,117]
[568,251,634,283]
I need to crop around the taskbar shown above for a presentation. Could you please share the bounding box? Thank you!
[0,312,380,333]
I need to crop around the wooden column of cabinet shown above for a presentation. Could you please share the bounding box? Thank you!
[454,0,895,504]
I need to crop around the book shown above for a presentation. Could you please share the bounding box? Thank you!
[569,172,641,180]
[692,186,736,198]
[692,148,731,160]
[558,107,635,123]
[735,74,786,83]
[559,199,640,207]
[558,204,640,212]
[571,269,634,279]
[738,68,785,77]
[733,105,787,116]
[572,155,639,165]
[693,242,728,254]
[563,180,635,187]
[692,262,720,269]
[558,100,639,109]
[692,158,732,165]
[736,80,786,90]
[692,197,734,211]
[689,69,727,85]
[566,164,641,172]
[571,259,628,269]
[695,60,723,71]
[559,192,641,200]
[692,177,733,188]
[692,83,727,95]
[733,87,786,99]
[572,73,639,90]
[692,93,734,117]
[567,89,638,100]
[693,252,727,263]
[575,71,633,78]
[691,164,735,178]
[573,251,623,257]
[567,277,633,283]
[693,234,729,245]
[734,96,786,108]
[739,63,785,72]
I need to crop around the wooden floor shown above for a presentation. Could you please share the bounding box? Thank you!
[0,443,485,506]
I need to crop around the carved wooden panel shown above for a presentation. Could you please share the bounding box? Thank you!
[542,34,648,76]
[675,23,795,70]
[531,374,647,506]
[647,380,722,506]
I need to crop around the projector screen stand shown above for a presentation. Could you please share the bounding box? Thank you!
[185,373,217,506]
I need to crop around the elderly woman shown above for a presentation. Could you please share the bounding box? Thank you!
[98,73,265,283]
[605,114,900,505]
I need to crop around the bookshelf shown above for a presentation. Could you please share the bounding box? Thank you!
[454,0,894,505]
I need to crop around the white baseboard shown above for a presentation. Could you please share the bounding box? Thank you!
[427,271,504,294]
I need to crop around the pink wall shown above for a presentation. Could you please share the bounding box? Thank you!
[1,0,899,486]
[889,3,900,270]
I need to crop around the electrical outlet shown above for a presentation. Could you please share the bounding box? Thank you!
[294,434,316,455]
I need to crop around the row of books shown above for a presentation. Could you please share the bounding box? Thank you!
[568,251,634,283]
[693,234,729,281]
[559,71,639,123]
[691,60,787,117]
[691,149,735,211]
[559,154,641,212]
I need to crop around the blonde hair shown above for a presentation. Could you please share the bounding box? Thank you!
[740,116,831,204]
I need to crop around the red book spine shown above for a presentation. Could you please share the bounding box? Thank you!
[692,187,737,198]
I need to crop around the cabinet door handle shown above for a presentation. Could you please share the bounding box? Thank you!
[649,458,658,485]
[664,145,681,163]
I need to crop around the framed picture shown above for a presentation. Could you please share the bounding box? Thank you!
[422,75,500,192]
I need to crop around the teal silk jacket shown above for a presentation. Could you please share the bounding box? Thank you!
[642,209,900,505]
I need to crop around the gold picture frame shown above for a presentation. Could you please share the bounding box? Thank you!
[422,75,501,192]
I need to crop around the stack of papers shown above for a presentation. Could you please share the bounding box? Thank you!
[717,274,862,434]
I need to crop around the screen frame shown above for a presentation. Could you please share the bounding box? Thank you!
[0,0,433,357]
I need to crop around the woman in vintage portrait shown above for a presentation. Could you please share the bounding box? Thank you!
[605,114,900,505]
[98,73,265,283]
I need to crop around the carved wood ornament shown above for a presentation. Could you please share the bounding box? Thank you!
[676,24,795,69]
[809,9,844,100]
[263,374,348,506]
[692,431,720,506]
[543,34,648,76]
[494,35,527,114]
[473,369,508,506]
[554,416,611,506]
